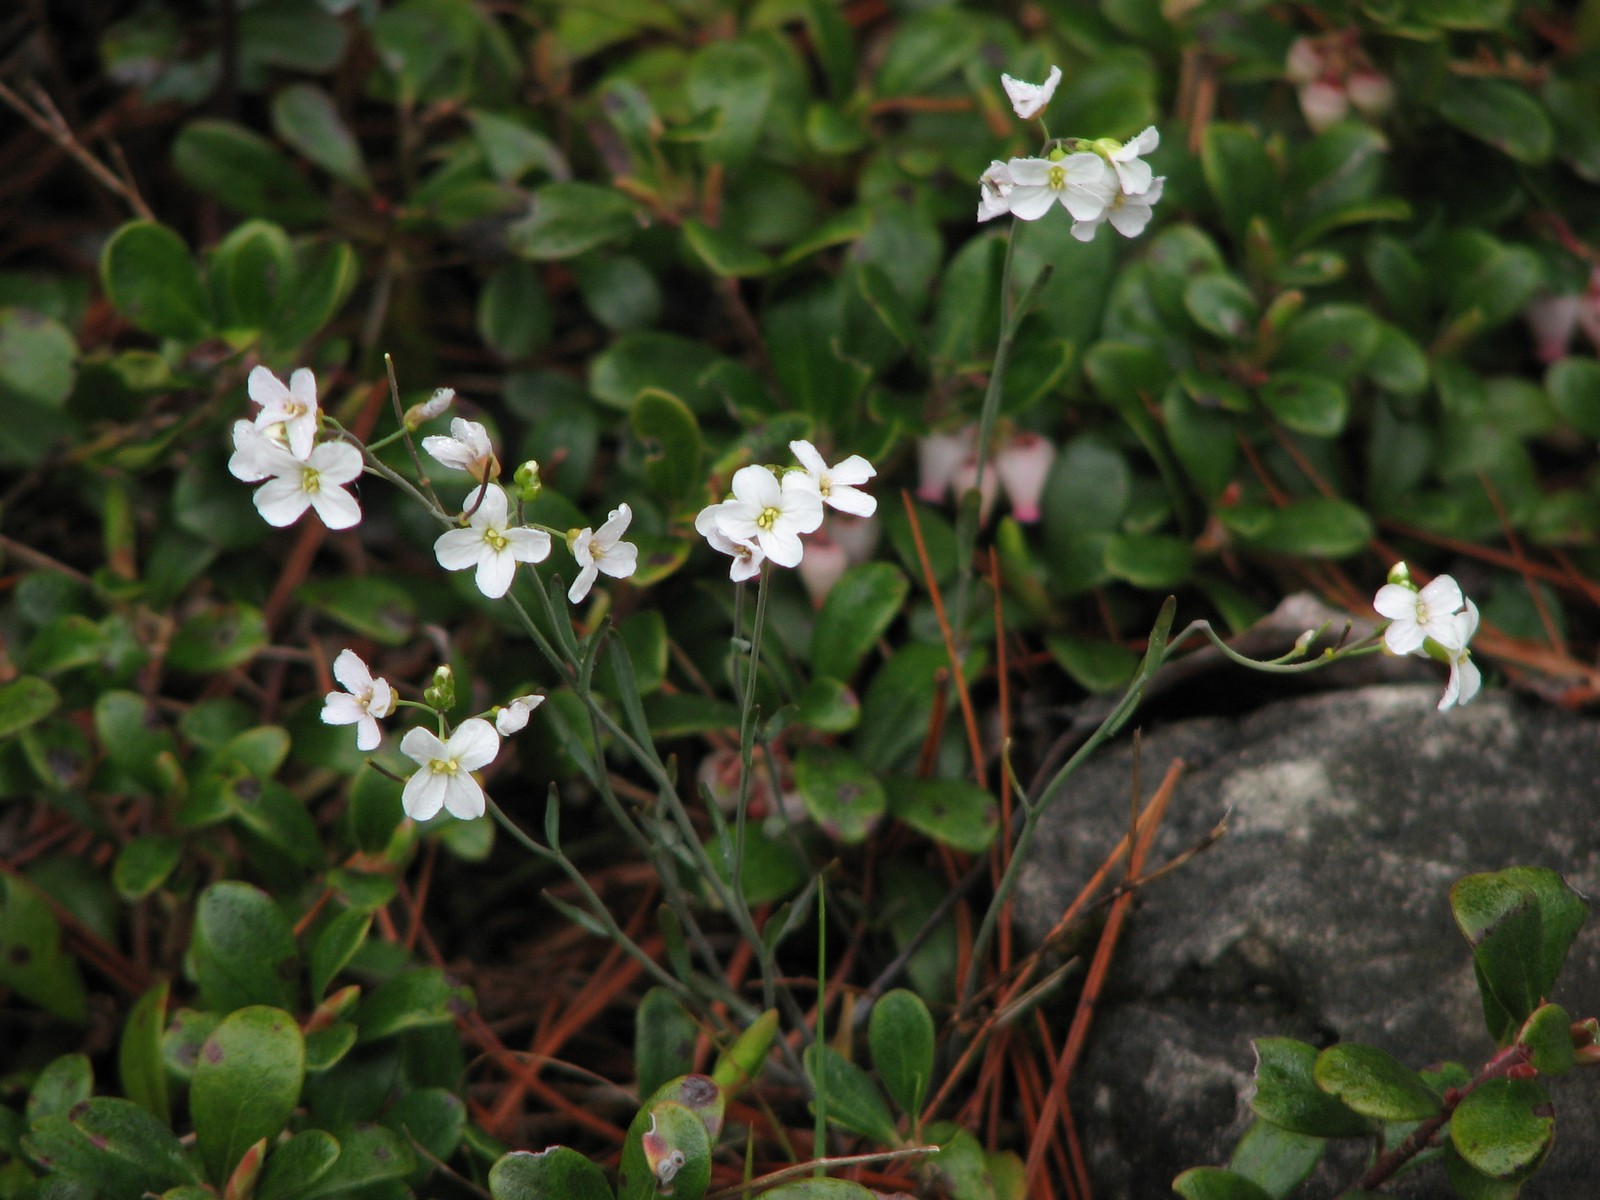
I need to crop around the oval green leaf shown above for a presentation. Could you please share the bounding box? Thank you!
[803,1043,899,1144]
[490,1146,613,1200]
[811,562,909,681]
[191,881,298,1011]
[1312,1043,1440,1121]
[1249,1038,1371,1138]
[1449,1077,1554,1180]
[191,1006,305,1185]
[99,221,211,341]
[794,747,887,843]
[884,776,998,853]
[869,988,935,1119]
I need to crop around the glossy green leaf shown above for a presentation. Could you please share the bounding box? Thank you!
[172,119,326,224]
[618,1090,715,1200]
[468,109,566,182]
[207,220,292,331]
[811,563,909,681]
[478,260,552,359]
[1047,634,1138,694]
[1274,305,1380,381]
[23,1097,200,1194]
[869,989,935,1119]
[0,307,77,407]
[1546,357,1600,438]
[885,776,998,853]
[0,675,59,739]
[803,1043,899,1144]
[1260,372,1350,438]
[113,834,181,900]
[191,881,299,1012]
[27,1053,92,1125]
[1184,273,1258,342]
[1248,1038,1371,1138]
[1450,1078,1554,1180]
[1437,77,1553,165]
[1517,1002,1574,1076]
[687,40,774,169]
[874,8,981,97]
[507,182,637,261]
[272,83,369,189]
[294,1125,414,1197]
[0,873,88,1021]
[1171,1167,1275,1200]
[1227,1119,1323,1198]
[682,219,772,277]
[794,746,887,843]
[273,239,358,347]
[297,576,417,647]
[793,677,860,733]
[119,981,170,1123]
[310,909,370,1000]
[574,253,661,332]
[631,388,701,505]
[489,1146,613,1200]
[590,332,722,414]
[167,604,268,672]
[191,1006,305,1185]
[356,966,474,1042]
[1312,1043,1440,1121]
[1202,123,1281,241]
[636,987,699,1099]
[711,1008,778,1096]
[383,1086,466,1166]
[1230,497,1373,558]
[255,1129,341,1200]
[1366,323,1430,396]
[99,221,210,341]
[1104,532,1194,588]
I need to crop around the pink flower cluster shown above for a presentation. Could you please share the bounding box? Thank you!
[916,427,1057,525]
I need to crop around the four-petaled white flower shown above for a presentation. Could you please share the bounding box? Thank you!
[229,420,363,529]
[1373,573,1468,656]
[1106,126,1159,195]
[695,503,767,582]
[1004,153,1118,223]
[321,649,396,751]
[248,366,321,460]
[495,693,545,735]
[789,440,878,518]
[1438,601,1482,712]
[1001,66,1062,119]
[434,482,551,599]
[399,718,499,820]
[569,503,640,603]
[423,418,500,483]
[1072,176,1166,243]
[978,160,1014,223]
[708,465,823,569]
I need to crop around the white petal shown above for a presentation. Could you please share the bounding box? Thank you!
[475,551,517,598]
[596,503,632,546]
[730,464,782,509]
[309,441,364,485]
[470,482,510,529]
[789,439,828,477]
[1417,575,1464,615]
[254,476,312,527]
[435,528,485,572]
[600,541,639,580]
[310,485,362,531]
[400,726,447,768]
[503,527,553,563]
[1373,583,1421,621]
[447,718,500,770]
[332,649,374,693]
[402,770,447,821]
[321,692,365,726]
[354,714,382,752]
[443,774,486,820]
[247,366,291,409]
[568,563,598,604]
[825,485,877,518]
[1006,185,1055,221]
[761,525,805,569]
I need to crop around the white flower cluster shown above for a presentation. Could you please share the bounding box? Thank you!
[320,646,545,821]
[976,67,1164,241]
[1373,566,1481,711]
[696,440,877,582]
[229,367,366,530]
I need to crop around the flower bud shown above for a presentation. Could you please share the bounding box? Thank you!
[403,387,455,430]
[1386,562,1413,589]
[424,665,456,711]
[512,459,543,502]
[1346,70,1395,118]
[994,432,1056,523]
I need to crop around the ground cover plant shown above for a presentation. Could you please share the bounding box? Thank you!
[1,0,1599,1197]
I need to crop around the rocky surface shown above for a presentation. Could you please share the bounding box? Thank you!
[1013,684,1600,1198]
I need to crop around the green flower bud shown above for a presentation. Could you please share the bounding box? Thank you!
[513,459,543,502]
[1387,561,1413,589]
[424,665,456,711]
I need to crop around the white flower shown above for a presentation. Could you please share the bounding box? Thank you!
[917,429,972,502]
[321,649,396,752]
[1373,573,1468,656]
[1107,126,1159,195]
[568,503,639,603]
[248,366,320,460]
[978,160,1014,223]
[695,503,767,582]
[1438,601,1482,711]
[399,718,499,821]
[433,482,551,599]
[710,465,823,569]
[404,387,456,430]
[789,440,877,517]
[231,421,363,529]
[1005,153,1118,223]
[994,432,1056,523]
[1071,176,1165,243]
[423,418,499,483]
[494,693,545,735]
[1000,66,1062,119]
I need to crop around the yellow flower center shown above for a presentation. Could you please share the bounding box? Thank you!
[756,505,780,530]
[485,528,508,552]
[1048,164,1067,191]
[301,467,321,494]
[428,756,460,776]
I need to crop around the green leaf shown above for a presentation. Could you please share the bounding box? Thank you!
[1228,497,1372,558]
[686,40,774,169]
[191,1006,305,1185]
[885,777,998,853]
[574,254,661,332]
[309,910,370,1000]
[631,388,702,505]
[207,220,293,332]
[590,332,722,414]
[810,563,909,681]
[803,1043,899,1144]
[794,747,886,844]
[382,1086,466,1167]
[478,260,552,359]
[356,966,473,1042]
[617,1093,714,1200]
[273,239,359,348]
[271,83,369,189]
[172,119,326,224]
[119,981,170,1124]
[1517,1002,1574,1076]
[711,1009,778,1096]
[1445,1143,1523,1200]
[1184,274,1258,342]
[468,109,566,182]
[99,221,210,341]
[22,1098,200,1194]
[167,604,269,672]
[1202,123,1281,241]
[755,1181,877,1198]
[1366,323,1430,396]
[256,1129,341,1200]
[1449,1078,1554,1180]
[874,8,981,97]
[191,881,298,1012]
[1047,635,1138,694]
[298,576,417,647]
[1227,1119,1324,1199]
[1274,305,1380,382]
[1260,373,1350,438]
[0,675,59,739]
[1546,357,1600,438]
[27,1053,92,1125]
[869,989,935,1119]
[708,823,806,906]
[490,1147,614,1200]
[1311,1044,1440,1121]
[1411,0,1512,27]
[507,182,638,260]
[636,988,699,1100]
[1437,77,1554,164]
[682,219,773,278]
[294,1125,414,1197]
[794,677,859,733]
[1104,532,1194,588]
[0,873,88,1021]
[1171,1167,1275,1200]
[112,834,182,900]
[0,307,77,408]
[1248,1038,1372,1138]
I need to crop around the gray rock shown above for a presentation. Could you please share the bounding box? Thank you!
[1013,684,1600,1198]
